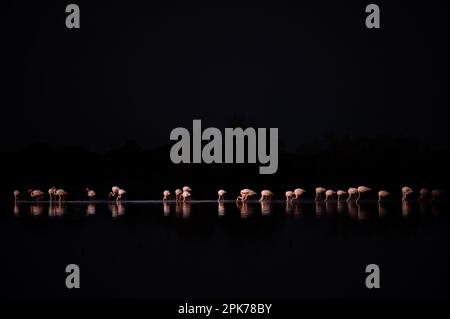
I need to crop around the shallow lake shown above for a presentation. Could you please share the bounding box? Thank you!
[0,200,448,299]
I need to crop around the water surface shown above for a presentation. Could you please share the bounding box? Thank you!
[0,200,447,299]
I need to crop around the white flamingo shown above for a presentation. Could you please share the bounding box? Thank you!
[217,189,226,201]
[378,190,390,203]
[315,187,326,201]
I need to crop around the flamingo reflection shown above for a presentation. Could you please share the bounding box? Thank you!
[218,201,225,216]
[182,202,191,218]
[260,200,271,216]
[86,203,96,216]
[163,202,170,216]
[30,204,44,216]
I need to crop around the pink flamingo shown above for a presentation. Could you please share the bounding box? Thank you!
[182,191,191,202]
[28,189,45,201]
[236,189,256,202]
[402,186,414,201]
[418,188,431,200]
[55,189,68,202]
[86,188,96,200]
[13,190,20,202]
[163,190,171,201]
[285,191,294,201]
[175,189,183,202]
[217,189,226,201]
[325,190,336,201]
[109,186,120,199]
[183,186,192,193]
[48,187,56,201]
[259,190,273,201]
[356,186,371,203]
[315,187,326,201]
[337,190,347,201]
[378,190,390,203]
[347,187,358,201]
[431,189,444,200]
[293,188,306,200]
[117,189,126,201]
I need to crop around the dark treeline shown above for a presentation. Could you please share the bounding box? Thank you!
[1,136,448,202]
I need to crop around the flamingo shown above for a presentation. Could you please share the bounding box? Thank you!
[293,188,306,200]
[418,188,431,201]
[431,189,444,200]
[28,189,45,201]
[13,190,20,202]
[86,188,96,200]
[285,191,294,202]
[55,189,68,202]
[236,189,256,202]
[163,190,171,201]
[325,190,336,201]
[217,189,226,201]
[117,189,126,201]
[183,186,192,193]
[378,190,390,203]
[337,190,347,201]
[347,187,358,201]
[402,186,414,201]
[356,186,371,203]
[259,190,273,201]
[182,191,191,202]
[109,186,120,199]
[315,187,326,201]
[175,189,183,202]
[48,187,56,201]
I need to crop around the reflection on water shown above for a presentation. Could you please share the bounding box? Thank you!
[315,202,325,216]
[109,202,126,218]
[86,203,96,216]
[237,202,254,219]
[30,204,44,216]
[48,202,66,217]
[378,203,387,218]
[182,202,191,219]
[7,200,446,222]
[402,201,411,218]
[218,202,225,216]
[260,201,271,216]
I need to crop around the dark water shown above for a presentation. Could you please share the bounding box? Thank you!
[0,200,448,299]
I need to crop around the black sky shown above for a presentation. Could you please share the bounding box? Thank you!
[1,0,448,152]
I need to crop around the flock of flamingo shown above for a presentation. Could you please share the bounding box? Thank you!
[13,185,444,203]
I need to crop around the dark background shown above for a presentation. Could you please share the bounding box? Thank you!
[0,0,448,200]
